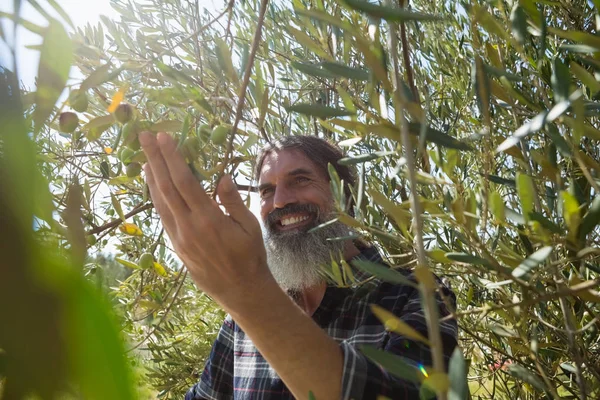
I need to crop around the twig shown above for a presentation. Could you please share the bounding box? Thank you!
[558,285,587,399]
[386,0,446,389]
[216,0,270,188]
[86,203,153,235]
[397,0,420,104]
[443,278,600,320]
[126,270,188,352]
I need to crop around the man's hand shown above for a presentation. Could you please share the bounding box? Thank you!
[139,131,273,308]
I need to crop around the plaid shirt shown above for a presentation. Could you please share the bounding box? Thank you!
[185,246,457,400]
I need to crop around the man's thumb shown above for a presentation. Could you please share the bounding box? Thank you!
[217,175,254,226]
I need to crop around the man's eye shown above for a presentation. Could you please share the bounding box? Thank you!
[261,188,273,197]
[295,177,309,184]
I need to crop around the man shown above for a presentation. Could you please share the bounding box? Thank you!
[139,132,457,399]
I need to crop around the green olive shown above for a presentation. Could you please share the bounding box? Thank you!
[86,235,97,245]
[210,125,229,145]
[59,112,79,134]
[126,162,142,177]
[126,137,141,151]
[120,148,135,165]
[114,103,134,124]
[138,252,154,269]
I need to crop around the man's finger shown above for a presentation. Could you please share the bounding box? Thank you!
[139,131,189,215]
[155,132,214,211]
[144,164,177,233]
[216,175,258,232]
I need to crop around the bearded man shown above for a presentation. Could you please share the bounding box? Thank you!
[138,132,457,400]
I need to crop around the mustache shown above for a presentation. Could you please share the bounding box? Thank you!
[266,203,321,228]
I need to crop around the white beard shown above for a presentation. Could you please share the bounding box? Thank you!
[262,219,351,291]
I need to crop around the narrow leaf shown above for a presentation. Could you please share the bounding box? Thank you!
[516,173,535,221]
[291,61,336,79]
[370,304,430,345]
[34,19,73,132]
[351,259,417,288]
[286,103,355,118]
[512,246,553,278]
[448,348,468,400]
[110,193,125,222]
[80,63,112,90]
[360,345,421,383]
[446,253,493,267]
[115,257,140,270]
[342,0,444,22]
[320,61,370,80]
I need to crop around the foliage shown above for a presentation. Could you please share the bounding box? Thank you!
[2,0,600,398]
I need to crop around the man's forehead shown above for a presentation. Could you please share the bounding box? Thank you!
[258,149,321,183]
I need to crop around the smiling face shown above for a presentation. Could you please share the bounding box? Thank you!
[257,148,350,290]
[258,149,334,233]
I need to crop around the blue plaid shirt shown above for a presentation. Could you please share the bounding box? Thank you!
[185,246,457,399]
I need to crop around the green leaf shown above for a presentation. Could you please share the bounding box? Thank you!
[562,191,581,235]
[342,0,444,22]
[83,115,115,131]
[548,27,600,51]
[66,279,135,399]
[487,174,516,187]
[407,123,472,150]
[215,37,239,84]
[579,196,600,239]
[570,61,600,95]
[446,253,493,267]
[448,348,468,400]
[516,173,535,222]
[473,56,491,126]
[552,58,571,102]
[338,151,394,166]
[490,190,505,222]
[80,63,112,90]
[561,44,600,53]
[483,64,523,81]
[510,4,528,44]
[506,364,546,392]
[151,120,183,132]
[545,124,572,157]
[371,304,430,344]
[512,246,553,278]
[115,257,140,270]
[0,11,44,35]
[287,26,332,60]
[320,61,370,80]
[351,259,417,288]
[46,0,75,28]
[110,193,126,222]
[496,98,572,152]
[360,345,421,383]
[286,103,355,118]
[34,19,73,133]
[490,324,518,337]
[308,390,316,400]
[291,61,336,79]
[529,211,562,234]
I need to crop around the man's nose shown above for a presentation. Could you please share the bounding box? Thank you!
[273,186,297,209]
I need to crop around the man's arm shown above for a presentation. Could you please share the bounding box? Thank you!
[226,278,457,400]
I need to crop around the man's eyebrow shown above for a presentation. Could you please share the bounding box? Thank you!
[288,168,315,177]
[258,168,316,191]
[258,182,274,192]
